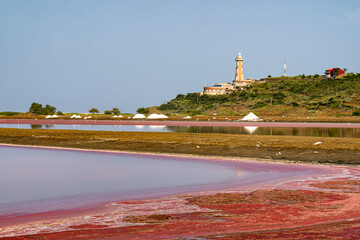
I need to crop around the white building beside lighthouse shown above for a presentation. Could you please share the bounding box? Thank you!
[202,52,255,95]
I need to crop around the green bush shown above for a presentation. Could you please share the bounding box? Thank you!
[272,92,286,100]
[137,107,150,114]
[0,112,20,116]
[353,110,360,116]
[89,108,100,114]
[252,101,267,109]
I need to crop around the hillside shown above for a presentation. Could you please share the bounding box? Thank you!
[157,74,360,117]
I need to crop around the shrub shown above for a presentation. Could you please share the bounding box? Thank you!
[137,107,150,114]
[0,112,20,116]
[175,94,185,99]
[272,92,286,100]
[353,110,360,116]
[104,110,112,114]
[188,109,203,115]
[89,108,100,114]
[252,101,267,109]
[158,102,177,111]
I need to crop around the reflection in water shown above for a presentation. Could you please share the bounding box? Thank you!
[30,124,55,129]
[3,124,360,138]
[149,125,166,129]
[244,126,258,134]
[166,126,360,138]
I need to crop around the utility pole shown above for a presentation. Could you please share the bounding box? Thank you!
[283,57,287,77]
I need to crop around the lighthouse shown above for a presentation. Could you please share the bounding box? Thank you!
[233,53,244,87]
[202,52,255,95]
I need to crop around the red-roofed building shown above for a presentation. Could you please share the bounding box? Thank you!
[325,68,345,78]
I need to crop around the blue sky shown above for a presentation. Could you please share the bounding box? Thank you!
[1,0,359,113]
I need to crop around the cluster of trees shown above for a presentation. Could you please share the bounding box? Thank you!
[29,102,60,115]
[89,107,121,115]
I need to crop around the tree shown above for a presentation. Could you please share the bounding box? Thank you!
[344,68,348,73]
[104,110,112,114]
[89,108,100,114]
[44,104,56,115]
[29,102,43,115]
[267,75,272,78]
[137,107,150,114]
[29,102,56,115]
[112,107,121,115]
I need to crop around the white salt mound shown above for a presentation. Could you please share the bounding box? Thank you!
[147,113,160,119]
[241,112,261,121]
[133,114,146,119]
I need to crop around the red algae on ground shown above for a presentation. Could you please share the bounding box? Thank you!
[1,164,360,239]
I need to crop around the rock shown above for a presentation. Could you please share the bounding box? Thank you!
[195,145,200,149]
[313,141,323,146]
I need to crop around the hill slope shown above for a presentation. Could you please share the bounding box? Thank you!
[157,74,360,117]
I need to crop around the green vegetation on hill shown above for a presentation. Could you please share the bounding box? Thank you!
[157,74,360,116]
[0,112,20,116]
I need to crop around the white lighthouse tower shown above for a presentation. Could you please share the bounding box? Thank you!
[233,52,244,88]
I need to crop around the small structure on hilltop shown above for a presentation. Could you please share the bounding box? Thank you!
[325,68,345,78]
[203,83,233,95]
[202,52,256,95]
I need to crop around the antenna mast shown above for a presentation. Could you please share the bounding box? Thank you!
[284,57,287,77]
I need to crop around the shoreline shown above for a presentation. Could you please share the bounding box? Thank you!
[0,142,357,168]
[0,128,359,165]
[0,143,352,239]
[2,129,360,238]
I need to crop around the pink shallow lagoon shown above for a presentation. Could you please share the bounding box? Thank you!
[0,145,333,227]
